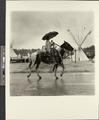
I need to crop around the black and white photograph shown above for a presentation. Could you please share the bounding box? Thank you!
[0,46,5,86]
[9,11,95,96]
[6,1,99,120]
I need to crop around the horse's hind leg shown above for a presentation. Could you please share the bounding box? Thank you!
[54,64,59,80]
[36,69,42,81]
[27,68,32,78]
[52,64,56,72]
[27,60,32,78]
[60,63,64,77]
[36,62,42,81]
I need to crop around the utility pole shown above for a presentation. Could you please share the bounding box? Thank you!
[74,49,77,63]
[71,51,72,61]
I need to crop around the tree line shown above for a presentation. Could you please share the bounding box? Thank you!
[13,45,95,59]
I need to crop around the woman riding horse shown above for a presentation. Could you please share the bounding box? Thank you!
[27,41,74,80]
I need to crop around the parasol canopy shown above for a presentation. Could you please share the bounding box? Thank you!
[42,31,58,40]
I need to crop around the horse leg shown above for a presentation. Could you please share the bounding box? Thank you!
[60,63,64,77]
[27,60,32,78]
[35,62,42,81]
[27,68,32,78]
[36,69,42,81]
[54,64,58,80]
[52,64,56,72]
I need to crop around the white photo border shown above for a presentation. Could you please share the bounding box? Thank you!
[6,1,99,120]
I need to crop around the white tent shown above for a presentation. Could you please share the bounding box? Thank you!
[10,48,17,59]
[72,49,89,61]
[65,29,91,62]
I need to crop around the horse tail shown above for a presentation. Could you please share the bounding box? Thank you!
[28,51,37,69]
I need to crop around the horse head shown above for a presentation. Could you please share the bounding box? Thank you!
[59,41,74,58]
[60,41,74,51]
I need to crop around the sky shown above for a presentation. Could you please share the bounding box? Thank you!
[11,11,94,49]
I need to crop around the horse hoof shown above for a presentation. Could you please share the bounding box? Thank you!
[27,75,29,78]
[38,76,42,81]
[60,73,63,77]
[39,76,42,80]
[55,77,58,80]
[60,74,62,77]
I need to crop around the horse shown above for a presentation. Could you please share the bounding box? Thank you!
[27,41,73,80]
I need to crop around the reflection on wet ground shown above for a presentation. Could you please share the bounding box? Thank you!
[26,79,65,96]
[10,73,94,96]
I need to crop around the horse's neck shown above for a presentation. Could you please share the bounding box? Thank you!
[58,47,65,57]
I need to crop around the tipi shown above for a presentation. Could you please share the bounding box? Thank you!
[72,48,89,61]
[67,29,91,62]
[10,45,17,59]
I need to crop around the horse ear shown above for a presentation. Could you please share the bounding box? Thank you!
[64,41,66,43]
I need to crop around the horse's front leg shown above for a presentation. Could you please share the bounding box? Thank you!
[60,63,64,77]
[27,68,32,78]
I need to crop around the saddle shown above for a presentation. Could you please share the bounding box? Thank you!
[42,48,61,63]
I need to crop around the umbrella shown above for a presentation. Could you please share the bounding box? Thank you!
[42,31,58,40]
[61,41,74,51]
